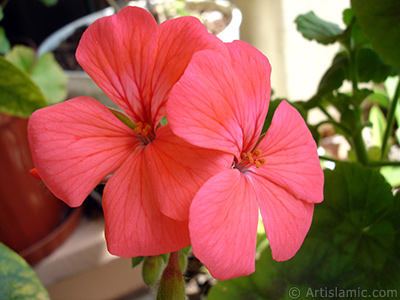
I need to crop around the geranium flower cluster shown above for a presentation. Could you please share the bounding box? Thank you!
[28,7,323,280]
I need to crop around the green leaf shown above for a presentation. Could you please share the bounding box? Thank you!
[316,52,348,97]
[357,48,400,83]
[322,163,398,272]
[0,56,47,117]
[396,128,400,145]
[6,45,67,104]
[351,0,400,69]
[31,52,67,104]
[385,76,400,127]
[38,0,59,6]
[5,45,35,72]
[342,8,354,26]
[369,105,387,148]
[365,92,390,109]
[210,162,400,299]
[261,99,283,135]
[380,166,400,187]
[0,243,50,300]
[346,12,370,51]
[0,27,11,54]
[131,256,144,268]
[295,11,343,45]
[109,107,136,129]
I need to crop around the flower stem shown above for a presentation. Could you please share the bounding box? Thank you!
[351,126,369,166]
[380,76,400,160]
[106,0,120,12]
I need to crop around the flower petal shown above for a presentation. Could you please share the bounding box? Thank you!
[253,101,324,204]
[151,16,228,125]
[146,125,231,221]
[103,148,190,257]
[28,97,138,207]
[226,41,272,152]
[76,7,158,123]
[189,169,258,280]
[167,49,246,157]
[249,174,314,261]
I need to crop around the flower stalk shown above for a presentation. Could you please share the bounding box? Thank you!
[380,76,400,160]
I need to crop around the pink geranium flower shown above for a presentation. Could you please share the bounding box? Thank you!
[167,41,324,280]
[28,7,230,257]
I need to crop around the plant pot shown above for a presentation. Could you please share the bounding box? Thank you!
[37,1,242,108]
[0,113,82,265]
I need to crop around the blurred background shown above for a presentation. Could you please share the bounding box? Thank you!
[1,0,349,101]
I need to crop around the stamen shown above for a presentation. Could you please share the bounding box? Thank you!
[254,149,262,156]
[255,158,266,168]
[142,124,152,136]
[236,149,265,170]
[134,122,155,144]
[134,122,144,134]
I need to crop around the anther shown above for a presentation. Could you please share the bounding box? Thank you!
[142,124,152,136]
[237,149,265,170]
[255,158,266,168]
[134,122,155,145]
[254,149,262,156]
[134,122,144,134]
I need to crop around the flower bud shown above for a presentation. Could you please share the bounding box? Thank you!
[157,252,185,300]
[142,255,164,287]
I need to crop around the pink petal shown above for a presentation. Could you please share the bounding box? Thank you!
[28,97,138,207]
[103,148,190,257]
[249,174,314,261]
[226,41,272,153]
[146,125,232,221]
[189,169,258,280]
[252,101,324,204]
[167,49,246,157]
[76,7,158,123]
[151,16,227,125]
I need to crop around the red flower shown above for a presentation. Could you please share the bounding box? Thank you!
[28,7,230,257]
[167,41,324,280]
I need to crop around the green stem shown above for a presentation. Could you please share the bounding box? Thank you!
[317,105,335,120]
[367,160,400,167]
[315,120,353,137]
[380,76,400,160]
[352,126,369,166]
[347,39,370,165]
[106,0,120,12]
[320,155,400,167]
[348,36,359,95]
[319,155,344,164]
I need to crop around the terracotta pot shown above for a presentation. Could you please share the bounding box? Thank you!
[0,113,81,265]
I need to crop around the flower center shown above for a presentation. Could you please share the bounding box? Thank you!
[235,149,266,171]
[134,122,155,144]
